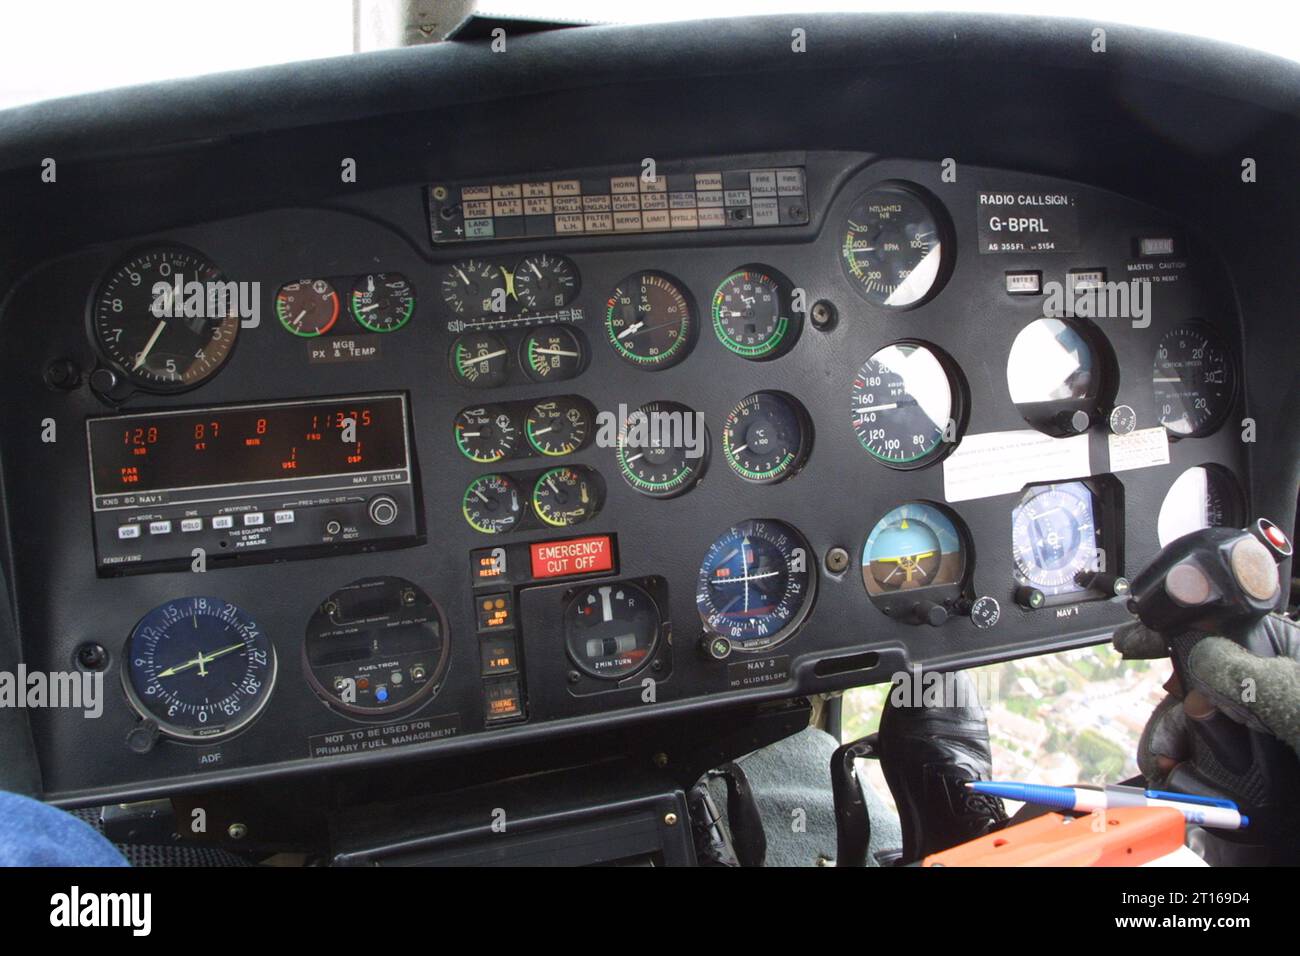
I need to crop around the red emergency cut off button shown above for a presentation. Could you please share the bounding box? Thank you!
[530,535,614,579]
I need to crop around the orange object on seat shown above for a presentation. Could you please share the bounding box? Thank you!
[922,806,1185,867]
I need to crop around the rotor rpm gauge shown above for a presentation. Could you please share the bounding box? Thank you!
[711,267,800,360]
[1153,325,1236,437]
[564,582,661,680]
[454,405,517,463]
[91,246,240,392]
[604,272,694,369]
[840,183,948,308]
[697,519,816,651]
[1011,481,1103,598]
[463,473,525,534]
[532,466,602,528]
[721,391,811,484]
[525,396,592,457]
[350,273,415,332]
[123,597,275,741]
[850,342,960,469]
[450,332,510,388]
[514,253,580,311]
[275,279,340,337]
[616,400,708,498]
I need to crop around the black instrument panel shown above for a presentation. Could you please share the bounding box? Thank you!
[0,152,1249,801]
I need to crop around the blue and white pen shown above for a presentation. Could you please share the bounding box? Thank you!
[967,781,1249,830]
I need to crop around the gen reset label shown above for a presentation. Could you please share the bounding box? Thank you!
[976,192,1080,254]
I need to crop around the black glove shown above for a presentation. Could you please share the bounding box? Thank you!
[1113,613,1300,860]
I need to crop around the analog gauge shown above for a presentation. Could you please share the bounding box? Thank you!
[616,400,708,498]
[696,519,816,651]
[450,332,510,388]
[532,466,602,528]
[303,577,450,718]
[514,253,580,311]
[123,597,275,741]
[275,279,340,337]
[91,246,240,392]
[1153,325,1236,437]
[721,391,811,484]
[463,473,525,534]
[440,259,505,315]
[862,503,969,623]
[350,273,415,332]
[711,267,799,360]
[1007,318,1105,435]
[522,325,584,382]
[525,396,592,457]
[604,272,694,369]
[454,405,517,463]
[1157,465,1244,547]
[564,582,661,680]
[1012,481,1102,597]
[850,341,960,469]
[840,183,947,308]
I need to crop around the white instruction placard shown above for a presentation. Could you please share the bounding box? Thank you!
[943,430,1091,503]
[1107,426,1171,473]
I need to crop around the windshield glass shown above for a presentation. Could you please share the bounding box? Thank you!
[1,0,1296,111]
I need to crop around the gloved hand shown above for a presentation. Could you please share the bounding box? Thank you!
[1113,613,1300,788]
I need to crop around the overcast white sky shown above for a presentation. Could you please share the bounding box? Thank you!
[0,0,1296,111]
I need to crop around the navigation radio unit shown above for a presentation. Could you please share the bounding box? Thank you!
[86,393,422,575]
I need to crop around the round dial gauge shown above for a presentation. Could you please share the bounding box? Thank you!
[1156,465,1244,547]
[722,391,811,484]
[564,582,661,680]
[91,246,240,392]
[303,577,449,718]
[275,279,340,337]
[863,502,967,597]
[1011,481,1101,597]
[450,332,510,388]
[840,184,946,308]
[440,259,505,315]
[532,466,602,528]
[604,272,694,369]
[616,400,707,498]
[454,405,517,463]
[711,267,798,360]
[1006,318,1104,435]
[123,597,276,741]
[696,519,816,651]
[514,253,580,311]
[462,473,525,534]
[525,397,591,457]
[522,325,584,382]
[350,273,415,332]
[850,342,958,468]
[1153,325,1235,437]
